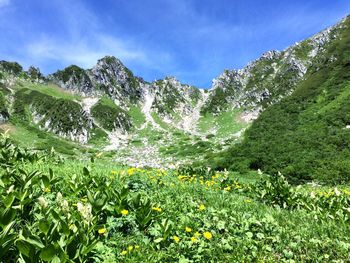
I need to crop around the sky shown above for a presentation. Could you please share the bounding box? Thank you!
[0,0,349,88]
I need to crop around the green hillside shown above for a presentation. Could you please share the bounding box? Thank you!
[211,17,350,184]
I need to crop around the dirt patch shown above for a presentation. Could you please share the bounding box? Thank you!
[236,109,261,123]
[0,123,16,134]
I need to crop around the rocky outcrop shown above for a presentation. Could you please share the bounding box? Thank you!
[49,65,95,95]
[88,56,143,105]
[204,18,346,113]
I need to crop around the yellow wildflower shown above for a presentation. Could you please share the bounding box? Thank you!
[98,228,107,235]
[127,168,136,176]
[128,246,134,251]
[203,231,213,240]
[245,199,252,203]
[185,227,192,233]
[121,209,129,215]
[111,170,118,175]
[135,245,140,249]
[224,186,231,191]
[152,207,162,212]
[191,236,197,242]
[199,204,206,211]
[120,250,128,256]
[44,187,51,193]
[173,236,180,243]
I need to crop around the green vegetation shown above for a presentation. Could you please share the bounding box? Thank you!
[13,88,90,135]
[52,65,89,83]
[0,91,9,120]
[128,106,146,129]
[0,60,23,75]
[91,97,131,131]
[16,80,81,101]
[1,136,350,262]
[212,17,350,183]
[293,40,313,60]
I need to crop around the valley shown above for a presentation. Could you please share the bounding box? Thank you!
[0,13,350,263]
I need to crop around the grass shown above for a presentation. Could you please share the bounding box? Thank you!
[1,138,350,262]
[0,121,85,155]
[15,80,81,101]
[128,106,146,128]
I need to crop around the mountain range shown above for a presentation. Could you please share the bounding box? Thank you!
[0,16,349,180]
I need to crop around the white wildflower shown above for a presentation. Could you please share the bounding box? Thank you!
[7,185,15,194]
[334,188,341,196]
[38,196,48,209]
[77,202,93,223]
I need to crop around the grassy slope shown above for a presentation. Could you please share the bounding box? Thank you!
[212,16,350,183]
[7,152,350,262]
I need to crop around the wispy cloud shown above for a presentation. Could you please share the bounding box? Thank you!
[0,0,10,8]
[26,35,147,69]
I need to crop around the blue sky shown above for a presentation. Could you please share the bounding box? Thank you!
[0,0,349,88]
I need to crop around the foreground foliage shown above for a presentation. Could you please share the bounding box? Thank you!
[1,136,350,262]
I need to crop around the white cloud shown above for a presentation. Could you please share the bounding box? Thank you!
[26,35,146,68]
[0,0,10,8]
[24,33,175,76]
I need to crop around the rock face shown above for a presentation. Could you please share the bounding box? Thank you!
[88,56,143,105]
[49,65,94,95]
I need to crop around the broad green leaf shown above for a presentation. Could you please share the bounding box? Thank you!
[16,240,31,258]
[40,244,57,261]
[39,219,50,235]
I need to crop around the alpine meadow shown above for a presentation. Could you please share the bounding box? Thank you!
[1,1,350,262]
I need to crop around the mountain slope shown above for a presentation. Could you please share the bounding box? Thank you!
[203,18,345,114]
[0,16,348,170]
[211,16,350,183]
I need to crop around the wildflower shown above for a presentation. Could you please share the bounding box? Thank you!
[135,245,140,249]
[173,236,180,243]
[191,236,198,243]
[121,209,129,215]
[61,200,69,212]
[98,228,107,235]
[77,202,93,223]
[194,231,201,237]
[185,227,192,233]
[199,204,206,211]
[38,196,48,209]
[128,245,134,251]
[334,188,341,196]
[224,186,231,192]
[6,185,15,194]
[120,250,128,256]
[245,199,252,203]
[203,231,213,240]
[152,207,162,212]
[127,168,136,176]
[111,170,118,175]
[56,192,63,203]
[310,191,316,199]
[44,187,51,193]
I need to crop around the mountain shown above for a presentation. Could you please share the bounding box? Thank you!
[209,16,350,183]
[0,16,349,172]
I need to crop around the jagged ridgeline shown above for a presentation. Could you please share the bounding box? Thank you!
[0,16,349,179]
[210,16,350,183]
